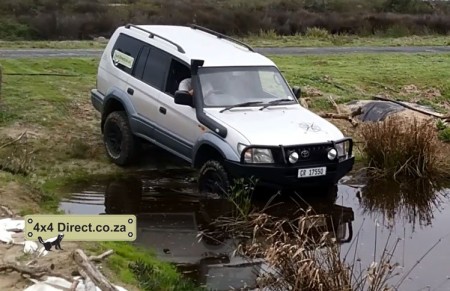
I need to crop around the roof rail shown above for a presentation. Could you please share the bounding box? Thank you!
[190,24,254,52]
[124,24,185,54]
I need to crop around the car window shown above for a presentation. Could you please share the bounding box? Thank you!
[165,59,191,96]
[141,47,172,90]
[198,66,294,107]
[259,70,288,98]
[111,33,145,74]
[132,46,150,80]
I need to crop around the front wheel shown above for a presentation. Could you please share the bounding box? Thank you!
[198,160,231,197]
[103,111,137,166]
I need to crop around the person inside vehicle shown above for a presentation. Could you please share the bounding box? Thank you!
[178,78,193,95]
[178,77,215,100]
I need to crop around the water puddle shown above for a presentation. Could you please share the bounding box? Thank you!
[59,167,450,290]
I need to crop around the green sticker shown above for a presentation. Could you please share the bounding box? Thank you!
[113,50,134,69]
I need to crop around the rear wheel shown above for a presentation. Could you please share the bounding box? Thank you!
[198,160,231,197]
[103,111,138,166]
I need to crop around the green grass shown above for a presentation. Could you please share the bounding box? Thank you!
[87,242,199,290]
[244,34,450,48]
[0,40,107,49]
[1,34,450,49]
[271,53,450,111]
[439,127,450,142]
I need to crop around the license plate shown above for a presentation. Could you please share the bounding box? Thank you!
[298,167,326,178]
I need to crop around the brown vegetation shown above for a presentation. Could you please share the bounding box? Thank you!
[360,116,446,179]
[0,0,450,40]
[212,208,400,291]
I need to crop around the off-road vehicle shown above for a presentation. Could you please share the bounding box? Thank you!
[91,24,354,194]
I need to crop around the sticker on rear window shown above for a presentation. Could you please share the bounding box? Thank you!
[112,50,134,69]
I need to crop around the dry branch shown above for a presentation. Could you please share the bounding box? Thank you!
[88,250,114,262]
[72,249,118,291]
[0,205,14,217]
[80,269,96,291]
[319,113,359,127]
[0,131,27,150]
[70,279,80,291]
[0,263,73,282]
[328,95,340,114]
[372,95,450,120]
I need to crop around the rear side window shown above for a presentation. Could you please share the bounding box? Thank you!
[111,33,144,74]
[141,48,172,90]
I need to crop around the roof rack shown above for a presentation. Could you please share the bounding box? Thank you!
[125,24,185,54]
[190,24,254,52]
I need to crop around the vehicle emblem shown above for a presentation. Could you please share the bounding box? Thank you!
[298,122,321,133]
[300,150,310,158]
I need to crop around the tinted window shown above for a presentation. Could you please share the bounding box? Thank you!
[141,48,172,90]
[111,33,144,74]
[133,46,150,79]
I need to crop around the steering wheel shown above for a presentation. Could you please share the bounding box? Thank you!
[204,89,225,104]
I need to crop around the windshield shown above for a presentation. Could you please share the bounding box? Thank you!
[198,66,296,107]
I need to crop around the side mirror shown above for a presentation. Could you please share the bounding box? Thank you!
[174,90,194,107]
[292,86,301,99]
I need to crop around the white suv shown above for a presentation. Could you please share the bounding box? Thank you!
[91,24,354,194]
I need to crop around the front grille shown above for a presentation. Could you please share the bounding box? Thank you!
[283,144,333,164]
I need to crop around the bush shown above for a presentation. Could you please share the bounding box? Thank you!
[305,27,331,38]
[438,127,450,143]
[1,0,450,40]
[360,117,441,179]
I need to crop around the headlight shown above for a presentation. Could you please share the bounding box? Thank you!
[327,148,337,160]
[335,140,351,158]
[243,148,274,163]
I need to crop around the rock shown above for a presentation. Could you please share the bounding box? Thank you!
[24,241,39,254]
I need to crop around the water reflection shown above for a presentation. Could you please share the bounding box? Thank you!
[60,172,355,290]
[358,178,449,229]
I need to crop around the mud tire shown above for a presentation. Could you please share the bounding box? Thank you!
[103,111,137,166]
[198,160,231,197]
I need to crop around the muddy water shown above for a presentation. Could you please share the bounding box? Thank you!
[59,159,450,290]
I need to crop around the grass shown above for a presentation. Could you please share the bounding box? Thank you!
[271,53,450,112]
[360,116,444,179]
[439,127,450,142]
[244,33,450,48]
[87,241,198,291]
[1,34,450,49]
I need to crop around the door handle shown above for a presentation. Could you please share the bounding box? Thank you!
[159,107,167,115]
[127,88,134,95]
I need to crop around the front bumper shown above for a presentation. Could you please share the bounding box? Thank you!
[224,138,355,189]
[224,157,354,189]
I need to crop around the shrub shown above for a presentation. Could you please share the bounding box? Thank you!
[305,27,331,38]
[360,116,441,179]
[438,127,450,143]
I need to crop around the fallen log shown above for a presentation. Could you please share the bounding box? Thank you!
[79,269,97,291]
[72,249,118,291]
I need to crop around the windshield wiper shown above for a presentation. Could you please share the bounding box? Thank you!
[220,101,264,113]
[259,98,294,111]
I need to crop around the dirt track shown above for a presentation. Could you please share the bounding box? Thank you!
[0,46,450,58]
